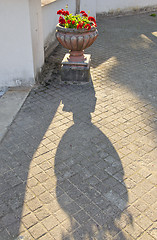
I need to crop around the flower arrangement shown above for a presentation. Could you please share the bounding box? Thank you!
[57,8,97,30]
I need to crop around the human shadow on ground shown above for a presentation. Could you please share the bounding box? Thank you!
[0,80,132,240]
[55,82,132,239]
[0,86,61,239]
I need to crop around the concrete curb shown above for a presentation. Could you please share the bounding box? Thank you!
[0,87,31,142]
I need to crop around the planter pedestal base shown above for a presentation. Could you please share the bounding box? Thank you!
[61,54,91,83]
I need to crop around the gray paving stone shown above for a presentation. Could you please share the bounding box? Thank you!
[1,12,157,240]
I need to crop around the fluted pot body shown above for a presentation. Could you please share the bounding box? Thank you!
[56,24,98,62]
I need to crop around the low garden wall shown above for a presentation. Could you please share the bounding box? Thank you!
[96,0,157,14]
[42,0,76,56]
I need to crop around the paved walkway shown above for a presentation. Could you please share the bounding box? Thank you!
[0,13,157,240]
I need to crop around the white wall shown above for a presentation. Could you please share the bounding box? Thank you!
[0,0,34,87]
[96,0,157,13]
[29,0,44,79]
[42,0,76,52]
[80,0,96,18]
[0,0,44,87]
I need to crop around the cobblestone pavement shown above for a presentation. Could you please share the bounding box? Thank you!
[0,13,157,240]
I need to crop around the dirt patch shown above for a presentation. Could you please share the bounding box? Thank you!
[37,44,66,86]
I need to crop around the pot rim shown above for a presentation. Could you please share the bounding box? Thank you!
[56,23,97,33]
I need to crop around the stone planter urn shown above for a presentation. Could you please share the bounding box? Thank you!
[56,24,98,82]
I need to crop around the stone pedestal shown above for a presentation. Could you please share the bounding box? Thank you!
[61,54,91,83]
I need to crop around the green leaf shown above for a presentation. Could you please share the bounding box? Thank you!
[150,13,156,17]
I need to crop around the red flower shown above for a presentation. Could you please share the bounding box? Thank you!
[60,19,66,24]
[59,16,66,25]
[62,10,69,16]
[84,24,91,30]
[57,9,97,29]
[82,13,88,17]
[88,16,96,23]
[62,11,66,16]
[77,23,83,29]
[57,10,63,15]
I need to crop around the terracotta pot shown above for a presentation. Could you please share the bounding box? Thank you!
[56,23,98,62]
